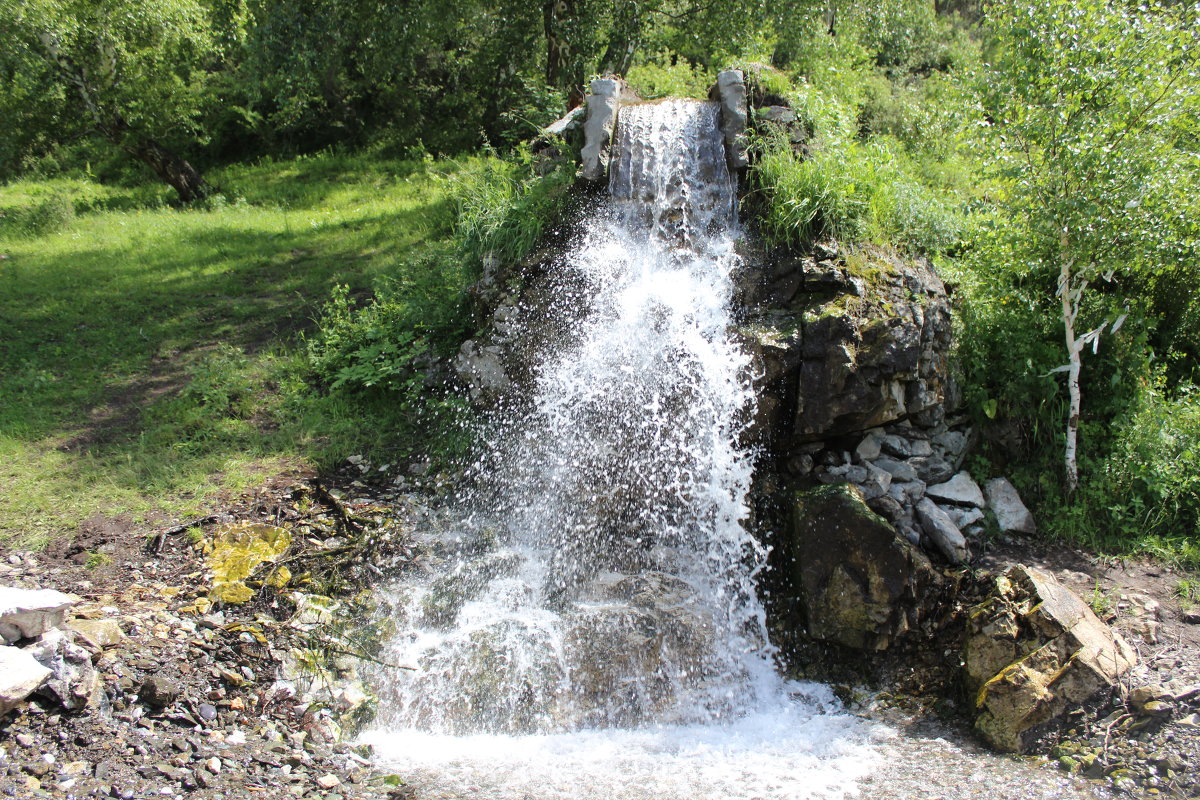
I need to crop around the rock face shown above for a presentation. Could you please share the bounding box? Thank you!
[964,565,1137,753]
[786,484,941,651]
[0,645,51,716]
[0,586,76,643]
[580,77,623,182]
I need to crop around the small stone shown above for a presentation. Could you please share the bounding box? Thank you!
[316,774,342,789]
[206,756,222,774]
[855,431,884,462]
[139,675,181,709]
[15,733,34,748]
[198,702,218,721]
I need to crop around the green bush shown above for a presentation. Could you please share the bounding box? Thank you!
[452,151,575,267]
[626,55,714,100]
[0,193,75,237]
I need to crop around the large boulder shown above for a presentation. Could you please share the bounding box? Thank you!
[580,77,623,182]
[786,484,941,650]
[964,565,1137,753]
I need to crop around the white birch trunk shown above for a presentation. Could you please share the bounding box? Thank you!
[1059,256,1082,492]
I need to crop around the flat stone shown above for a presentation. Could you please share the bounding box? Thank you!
[927,471,985,508]
[984,477,1036,534]
[873,456,918,483]
[0,587,76,644]
[757,105,796,124]
[316,774,341,789]
[915,498,969,564]
[0,645,52,717]
[66,618,124,649]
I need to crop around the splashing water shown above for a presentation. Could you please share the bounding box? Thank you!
[361,99,882,798]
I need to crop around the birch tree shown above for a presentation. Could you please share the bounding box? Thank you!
[978,0,1198,491]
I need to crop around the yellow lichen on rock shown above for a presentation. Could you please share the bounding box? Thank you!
[203,522,292,605]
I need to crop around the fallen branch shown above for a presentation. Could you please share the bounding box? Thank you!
[149,514,223,553]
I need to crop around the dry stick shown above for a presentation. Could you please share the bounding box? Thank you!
[149,514,223,553]
[309,480,366,534]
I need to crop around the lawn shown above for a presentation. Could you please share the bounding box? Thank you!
[0,152,465,548]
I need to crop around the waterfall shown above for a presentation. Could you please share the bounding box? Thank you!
[361,98,879,799]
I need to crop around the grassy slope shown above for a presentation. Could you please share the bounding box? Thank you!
[0,153,462,549]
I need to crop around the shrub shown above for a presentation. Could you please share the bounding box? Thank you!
[0,193,75,237]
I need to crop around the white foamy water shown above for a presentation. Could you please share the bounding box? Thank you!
[360,99,1103,800]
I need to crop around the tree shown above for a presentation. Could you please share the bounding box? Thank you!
[0,0,219,201]
[977,0,1198,490]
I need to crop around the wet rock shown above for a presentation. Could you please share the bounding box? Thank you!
[581,77,623,182]
[0,645,52,716]
[0,587,76,644]
[713,69,749,171]
[984,478,1036,535]
[915,498,969,564]
[964,564,1137,753]
[453,339,513,404]
[926,471,985,508]
[787,484,941,651]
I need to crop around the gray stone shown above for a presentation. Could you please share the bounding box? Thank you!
[0,587,75,644]
[964,565,1137,753]
[872,456,918,483]
[984,477,1037,535]
[758,105,796,124]
[65,618,123,650]
[880,434,912,458]
[452,339,512,403]
[934,430,969,463]
[581,78,622,182]
[926,470,985,508]
[714,70,749,170]
[945,505,985,530]
[887,479,926,505]
[915,498,969,564]
[0,645,52,716]
[27,629,100,710]
[854,430,884,462]
[858,461,892,500]
[908,438,934,457]
[910,456,954,485]
[543,105,584,136]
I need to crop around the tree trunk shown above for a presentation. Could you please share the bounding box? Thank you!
[125,136,212,204]
[1059,254,1082,492]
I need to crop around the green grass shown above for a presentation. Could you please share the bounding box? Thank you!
[0,151,469,549]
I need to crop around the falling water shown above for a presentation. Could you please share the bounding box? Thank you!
[360,98,879,798]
